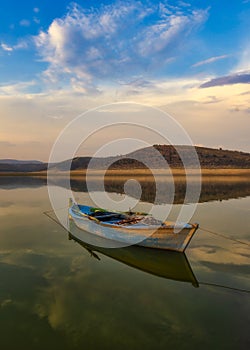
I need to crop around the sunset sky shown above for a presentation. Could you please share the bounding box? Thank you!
[0,0,250,161]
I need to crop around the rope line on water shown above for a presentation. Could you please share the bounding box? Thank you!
[199,226,250,248]
[43,211,67,230]
[43,206,69,215]
[199,281,250,294]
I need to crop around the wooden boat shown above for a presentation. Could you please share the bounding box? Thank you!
[68,221,199,287]
[69,200,199,252]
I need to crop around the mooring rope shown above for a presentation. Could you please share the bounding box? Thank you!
[43,210,67,230]
[199,281,250,294]
[43,207,68,215]
[199,226,250,247]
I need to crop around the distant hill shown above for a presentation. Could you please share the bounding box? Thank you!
[0,159,43,165]
[0,145,250,173]
[116,145,250,169]
[66,145,250,170]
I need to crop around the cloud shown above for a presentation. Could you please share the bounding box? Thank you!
[192,55,230,68]
[229,106,250,114]
[1,43,13,52]
[33,7,40,13]
[33,17,40,24]
[34,1,208,89]
[1,75,250,161]
[46,115,63,120]
[200,72,250,88]
[239,90,250,96]
[20,19,30,27]
[235,45,250,72]
[137,11,205,57]
[0,81,37,95]
[201,95,223,104]
[117,77,155,88]
[0,39,29,53]
[14,40,29,50]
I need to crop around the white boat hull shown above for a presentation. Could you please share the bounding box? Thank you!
[69,206,198,252]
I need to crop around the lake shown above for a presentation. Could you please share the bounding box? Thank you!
[0,175,249,350]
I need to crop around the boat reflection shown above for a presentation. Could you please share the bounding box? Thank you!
[68,219,199,288]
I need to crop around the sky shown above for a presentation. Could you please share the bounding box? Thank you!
[0,0,250,160]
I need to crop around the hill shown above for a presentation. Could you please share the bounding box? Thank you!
[66,145,250,170]
[0,145,250,173]
[0,159,43,165]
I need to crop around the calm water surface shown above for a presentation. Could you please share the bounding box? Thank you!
[0,177,249,350]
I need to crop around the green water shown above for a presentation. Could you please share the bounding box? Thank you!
[0,177,249,350]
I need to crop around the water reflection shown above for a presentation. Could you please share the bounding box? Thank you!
[1,175,250,203]
[68,223,199,287]
[0,175,47,189]
[0,184,249,349]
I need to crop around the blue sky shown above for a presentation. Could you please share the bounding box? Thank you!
[1,0,249,85]
[0,0,250,160]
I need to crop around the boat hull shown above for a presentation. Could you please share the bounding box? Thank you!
[69,205,198,252]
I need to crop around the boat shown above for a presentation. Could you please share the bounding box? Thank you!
[68,200,199,252]
[68,223,199,287]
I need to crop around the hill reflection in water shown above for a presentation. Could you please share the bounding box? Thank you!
[1,174,249,204]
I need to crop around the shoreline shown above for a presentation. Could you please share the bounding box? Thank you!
[0,168,250,178]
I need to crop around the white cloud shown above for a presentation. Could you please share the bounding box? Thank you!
[192,55,230,68]
[33,7,40,13]
[1,43,13,52]
[1,78,250,160]
[136,10,207,58]
[14,40,29,50]
[0,81,37,95]
[0,39,29,53]
[235,44,250,72]
[34,1,208,89]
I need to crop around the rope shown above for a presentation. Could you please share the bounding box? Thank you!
[43,206,70,228]
[199,226,250,247]
[43,210,67,230]
[199,281,250,294]
[43,206,68,215]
